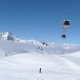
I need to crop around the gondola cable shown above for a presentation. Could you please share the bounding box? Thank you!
[61,0,78,39]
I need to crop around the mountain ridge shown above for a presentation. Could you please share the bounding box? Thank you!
[0,32,79,47]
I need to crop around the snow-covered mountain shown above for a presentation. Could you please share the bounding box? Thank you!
[0,32,78,46]
[0,32,20,41]
[0,32,80,57]
[0,32,46,45]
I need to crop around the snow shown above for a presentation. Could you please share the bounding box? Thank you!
[0,53,80,80]
[0,32,80,79]
[0,32,20,41]
[0,39,80,56]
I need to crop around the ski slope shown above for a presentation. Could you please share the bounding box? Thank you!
[0,40,80,56]
[0,52,80,80]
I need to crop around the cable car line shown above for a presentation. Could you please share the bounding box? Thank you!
[61,0,78,39]
[66,0,78,15]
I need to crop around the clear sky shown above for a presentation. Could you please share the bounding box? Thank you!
[0,0,80,45]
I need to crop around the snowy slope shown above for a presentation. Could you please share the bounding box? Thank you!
[0,39,80,56]
[0,52,80,80]
[60,51,80,65]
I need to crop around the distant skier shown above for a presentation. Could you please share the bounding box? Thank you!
[41,49,43,54]
[39,68,42,73]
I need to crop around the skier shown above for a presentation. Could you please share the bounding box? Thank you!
[39,68,42,73]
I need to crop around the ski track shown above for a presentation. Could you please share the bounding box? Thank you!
[61,57,80,71]
[0,53,80,80]
[53,54,80,71]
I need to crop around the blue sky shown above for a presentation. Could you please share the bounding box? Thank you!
[0,0,80,45]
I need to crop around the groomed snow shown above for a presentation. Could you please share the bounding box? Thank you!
[0,52,80,80]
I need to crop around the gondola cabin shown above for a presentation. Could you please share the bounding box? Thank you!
[62,20,70,28]
[61,34,66,39]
